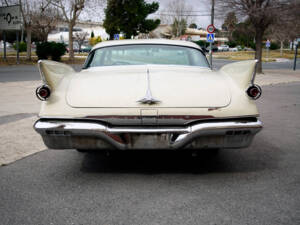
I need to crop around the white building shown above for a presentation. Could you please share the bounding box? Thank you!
[48,21,109,44]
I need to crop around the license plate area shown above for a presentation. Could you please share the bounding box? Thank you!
[127,133,171,149]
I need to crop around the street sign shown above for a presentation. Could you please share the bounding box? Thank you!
[0,5,22,30]
[113,34,119,40]
[207,24,215,34]
[266,40,271,48]
[206,33,215,43]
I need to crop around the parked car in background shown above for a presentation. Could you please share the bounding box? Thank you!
[34,39,262,152]
[244,47,254,51]
[0,41,12,49]
[236,45,242,51]
[206,45,218,52]
[218,45,230,51]
[81,45,92,53]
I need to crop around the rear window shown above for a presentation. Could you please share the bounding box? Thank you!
[84,44,209,68]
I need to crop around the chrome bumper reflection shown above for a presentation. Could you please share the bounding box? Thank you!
[34,119,263,150]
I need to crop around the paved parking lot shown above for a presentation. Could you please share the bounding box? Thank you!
[0,78,300,224]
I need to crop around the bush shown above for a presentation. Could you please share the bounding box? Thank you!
[226,41,237,48]
[36,42,66,61]
[89,36,102,46]
[50,43,66,61]
[13,41,26,52]
[249,41,256,50]
[36,42,52,59]
[193,40,209,48]
[269,42,279,50]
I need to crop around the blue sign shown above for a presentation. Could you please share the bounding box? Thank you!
[113,34,119,40]
[266,40,271,48]
[206,33,215,43]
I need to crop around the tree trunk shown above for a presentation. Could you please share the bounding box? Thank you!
[26,26,32,60]
[68,23,74,61]
[280,41,283,57]
[255,28,264,73]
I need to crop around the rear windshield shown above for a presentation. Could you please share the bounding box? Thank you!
[84,44,209,68]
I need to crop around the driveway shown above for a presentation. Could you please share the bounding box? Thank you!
[0,82,299,225]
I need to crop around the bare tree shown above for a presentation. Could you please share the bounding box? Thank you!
[74,31,88,52]
[48,0,105,60]
[222,12,238,41]
[159,0,194,38]
[268,0,300,53]
[218,0,293,73]
[31,5,61,42]
[17,0,55,60]
[48,0,87,61]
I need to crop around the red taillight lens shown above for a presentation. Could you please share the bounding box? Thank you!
[246,85,262,99]
[36,85,51,101]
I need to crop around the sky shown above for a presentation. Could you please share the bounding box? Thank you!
[81,0,224,29]
[149,0,215,28]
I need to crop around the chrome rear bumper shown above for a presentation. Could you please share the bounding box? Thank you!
[34,119,263,150]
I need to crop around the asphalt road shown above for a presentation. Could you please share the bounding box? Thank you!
[0,64,82,82]
[212,59,296,70]
[0,82,299,225]
[0,59,297,82]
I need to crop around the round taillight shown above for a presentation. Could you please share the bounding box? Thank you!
[246,85,262,100]
[36,85,51,101]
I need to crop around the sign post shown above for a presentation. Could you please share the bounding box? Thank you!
[3,31,6,60]
[0,5,22,63]
[293,39,299,71]
[113,34,119,40]
[208,0,215,69]
[266,40,271,62]
[16,30,19,64]
[207,23,215,69]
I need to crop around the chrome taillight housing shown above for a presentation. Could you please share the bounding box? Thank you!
[36,85,51,101]
[246,84,262,100]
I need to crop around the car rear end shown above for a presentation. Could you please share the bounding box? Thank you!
[34,40,262,151]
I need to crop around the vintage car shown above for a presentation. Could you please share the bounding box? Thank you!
[34,39,262,152]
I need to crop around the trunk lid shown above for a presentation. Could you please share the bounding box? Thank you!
[66,65,231,108]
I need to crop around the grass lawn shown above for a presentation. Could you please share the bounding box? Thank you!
[0,49,298,66]
[214,49,299,62]
[0,54,86,66]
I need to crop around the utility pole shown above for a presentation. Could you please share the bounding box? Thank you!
[209,0,215,68]
[293,41,298,71]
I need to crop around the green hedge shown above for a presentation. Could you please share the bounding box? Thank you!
[36,42,66,61]
[193,40,209,48]
[13,41,27,52]
[269,42,280,50]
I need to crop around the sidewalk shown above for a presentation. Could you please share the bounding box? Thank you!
[0,69,300,166]
[256,69,300,86]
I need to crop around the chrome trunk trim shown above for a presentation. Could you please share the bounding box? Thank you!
[137,69,161,105]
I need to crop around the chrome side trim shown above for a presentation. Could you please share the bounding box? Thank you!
[37,60,48,85]
[34,119,263,150]
[251,59,259,85]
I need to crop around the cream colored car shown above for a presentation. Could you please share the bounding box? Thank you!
[34,39,262,151]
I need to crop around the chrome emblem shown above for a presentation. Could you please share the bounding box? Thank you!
[137,69,160,105]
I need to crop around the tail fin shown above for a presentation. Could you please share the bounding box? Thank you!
[38,60,75,90]
[219,60,257,89]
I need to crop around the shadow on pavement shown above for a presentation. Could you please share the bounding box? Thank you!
[79,139,279,175]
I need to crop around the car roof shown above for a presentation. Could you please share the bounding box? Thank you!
[92,39,202,51]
